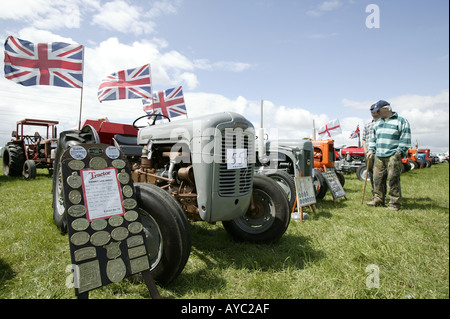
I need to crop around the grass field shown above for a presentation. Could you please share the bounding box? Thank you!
[0,158,448,299]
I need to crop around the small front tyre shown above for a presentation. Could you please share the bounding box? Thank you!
[222,175,290,244]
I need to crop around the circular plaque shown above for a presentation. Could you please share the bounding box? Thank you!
[128,221,143,234]
[122,185,133,198]
[112,159,126,169]
[69,190,82,204]
[71,218,89,231]
[68,160,85,170]
[106,258,126,283]
[111,227,129,241]
[69,145,87,160]
[117,171,130,184]
[68,205,86,217]
[67,172,82,189]
[106,146,120,159]
[90,231,111,246]
[70,231,90,246]
[89,157,108,169]
[124,210,138,222]
[122,198,137,210]
[108,215,124,227]
[90,218,108,231]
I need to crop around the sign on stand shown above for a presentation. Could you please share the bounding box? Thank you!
[61,143,160,298]
[293,176,316,222]
[322,170,347,203]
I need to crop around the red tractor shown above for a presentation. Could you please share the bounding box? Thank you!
[2,118,59,179]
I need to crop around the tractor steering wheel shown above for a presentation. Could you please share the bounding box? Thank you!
[133,113,171,130]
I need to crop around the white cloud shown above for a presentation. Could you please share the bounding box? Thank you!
[307,0,343,17]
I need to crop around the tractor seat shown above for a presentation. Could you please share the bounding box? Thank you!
[113,134,142,157]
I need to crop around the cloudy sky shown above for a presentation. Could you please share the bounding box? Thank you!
[0,0,448,153]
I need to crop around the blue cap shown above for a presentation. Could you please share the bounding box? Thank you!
[371,100,390,113]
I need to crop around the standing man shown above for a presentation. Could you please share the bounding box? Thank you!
[366,100,411,210]
[362,103,381,198]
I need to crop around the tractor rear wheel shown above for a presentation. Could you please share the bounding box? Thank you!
[52,130,96,233]
[2,144,25,177]
[222,175,290,244]
[134,183,191,285]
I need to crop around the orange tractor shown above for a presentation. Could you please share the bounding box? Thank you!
[311,139,345,199]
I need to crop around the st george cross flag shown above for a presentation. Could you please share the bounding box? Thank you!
[97,64,152,102]
[142,86,187,119]
[4,36,84,88]
[350,125,360,139]
[318,119,342,139]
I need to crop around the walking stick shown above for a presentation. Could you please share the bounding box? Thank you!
[361,157,371,204]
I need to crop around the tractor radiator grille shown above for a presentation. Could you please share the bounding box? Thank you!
[218,130,254,197]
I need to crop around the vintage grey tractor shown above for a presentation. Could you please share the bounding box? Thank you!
[52,112,290,285]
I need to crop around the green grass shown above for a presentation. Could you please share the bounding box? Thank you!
[0,159,448,299]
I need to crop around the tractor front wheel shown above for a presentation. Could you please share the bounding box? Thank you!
[23,160,36,180]
[222,175,290,244]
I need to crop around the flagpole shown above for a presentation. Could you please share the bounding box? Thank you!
[78,46,85,130]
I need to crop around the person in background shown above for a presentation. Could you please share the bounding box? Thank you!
[366,100,411,210]
[362,103,381,198]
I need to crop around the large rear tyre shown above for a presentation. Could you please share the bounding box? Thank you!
[134,183,191,285]
[2,144,25,177]
[222,175,290,244]
[52,130,96,233]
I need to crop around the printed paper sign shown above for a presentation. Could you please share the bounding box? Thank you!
[294,176,316,207]
[81,168,124,221]
[227,148,247,170]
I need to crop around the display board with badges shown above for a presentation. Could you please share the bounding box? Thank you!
[60,143,159,298]
[322,170,347,203]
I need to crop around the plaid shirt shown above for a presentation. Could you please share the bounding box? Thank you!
[368,112,411,157]
[362,120,375,143]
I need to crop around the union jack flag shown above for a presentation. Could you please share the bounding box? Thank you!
[4,36,84,88]
[142,86,187,119]
[349,125,360,139]
[97,64,152,102]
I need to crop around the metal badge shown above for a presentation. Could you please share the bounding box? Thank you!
[90,231,111,246]
[69,190,82,205]
[124,210,138,222]
[112,159,126,169]
[71,218,89,231]
[103,241,122,259]
[76,260,102,294]
[68,159,85,170]
[117,171,130,184]
[122,198,137,210]
[128,245,147,259]
[122,185,133,198]
[130,255,150,274]
[106,258,127,283]
[74,247,97,262]
[105,146,120,159]
[108,215,123,227]
[128,221,143,234]
[69,146,87,160]
[67,172,82,189]
[70,231,90,246]
[127,235,144,248]
[111,227,129,241]
[88,147,103,156]
[68,205,86,217]
[89,157,108,169]
[90,218,107,231]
